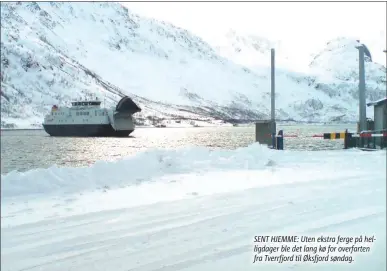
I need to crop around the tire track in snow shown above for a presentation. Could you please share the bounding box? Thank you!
[3,179,384,271]
[2,159,385,271]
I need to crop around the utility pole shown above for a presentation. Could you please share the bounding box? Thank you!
[357,44,367,132]
[270,48,276,147]
[254,48,277,147]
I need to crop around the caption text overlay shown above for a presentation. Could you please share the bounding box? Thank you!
[252,235,376,264]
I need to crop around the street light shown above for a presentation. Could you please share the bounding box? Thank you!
[270,48,276,148]
[356,44,367,132]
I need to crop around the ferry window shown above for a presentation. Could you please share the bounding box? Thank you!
[76,112,79,116]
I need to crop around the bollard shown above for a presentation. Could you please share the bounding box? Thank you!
[344,129,350,150]
[277,130,284,150]
[344,129,357,149]
[271,133,276,149]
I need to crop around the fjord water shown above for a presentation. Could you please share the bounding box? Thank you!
[1,124,355,174]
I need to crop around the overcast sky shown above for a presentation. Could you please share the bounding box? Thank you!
[123,2,386,70]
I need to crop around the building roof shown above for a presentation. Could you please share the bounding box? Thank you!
[367,97,387,107]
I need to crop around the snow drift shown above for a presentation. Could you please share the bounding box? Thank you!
[1,143,274,198]
[2,143,385,201]
[1,144,386,271]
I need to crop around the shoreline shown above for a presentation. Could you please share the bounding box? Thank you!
[0,122,358,131]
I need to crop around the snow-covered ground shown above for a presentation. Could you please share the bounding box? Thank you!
[1,144,385,271]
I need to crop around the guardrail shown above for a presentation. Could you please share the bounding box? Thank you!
[346,130,387,150]
[270,129,387,150]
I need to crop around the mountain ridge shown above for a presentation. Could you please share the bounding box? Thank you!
[1,2,386,128]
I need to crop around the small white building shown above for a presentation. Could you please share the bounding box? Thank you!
[367,97,387,131]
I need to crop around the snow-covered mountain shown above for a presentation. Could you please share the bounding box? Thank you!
[209,32,386,120]
[1,2,386,128]
[208,29,295,70]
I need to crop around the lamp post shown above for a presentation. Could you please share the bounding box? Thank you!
[356,44,367,132]
[270,48,276,148]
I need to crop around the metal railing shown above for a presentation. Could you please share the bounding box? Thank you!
[269,129,387,150]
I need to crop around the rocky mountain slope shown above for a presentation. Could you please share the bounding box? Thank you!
[210,31,386,121]
[1,2,386,128]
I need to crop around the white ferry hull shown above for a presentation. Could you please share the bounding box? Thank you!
[42,96,141,137]
[43,124,133,137]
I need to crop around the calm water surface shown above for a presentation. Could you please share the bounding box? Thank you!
[1,124,356,174]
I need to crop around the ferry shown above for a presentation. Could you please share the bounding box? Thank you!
[42,96,141,137]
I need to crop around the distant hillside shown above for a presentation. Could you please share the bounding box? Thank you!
[1,2,386,128]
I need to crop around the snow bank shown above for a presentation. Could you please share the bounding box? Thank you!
[1,143,272,199]
[2,143,385,201]
[1,144,385,271]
